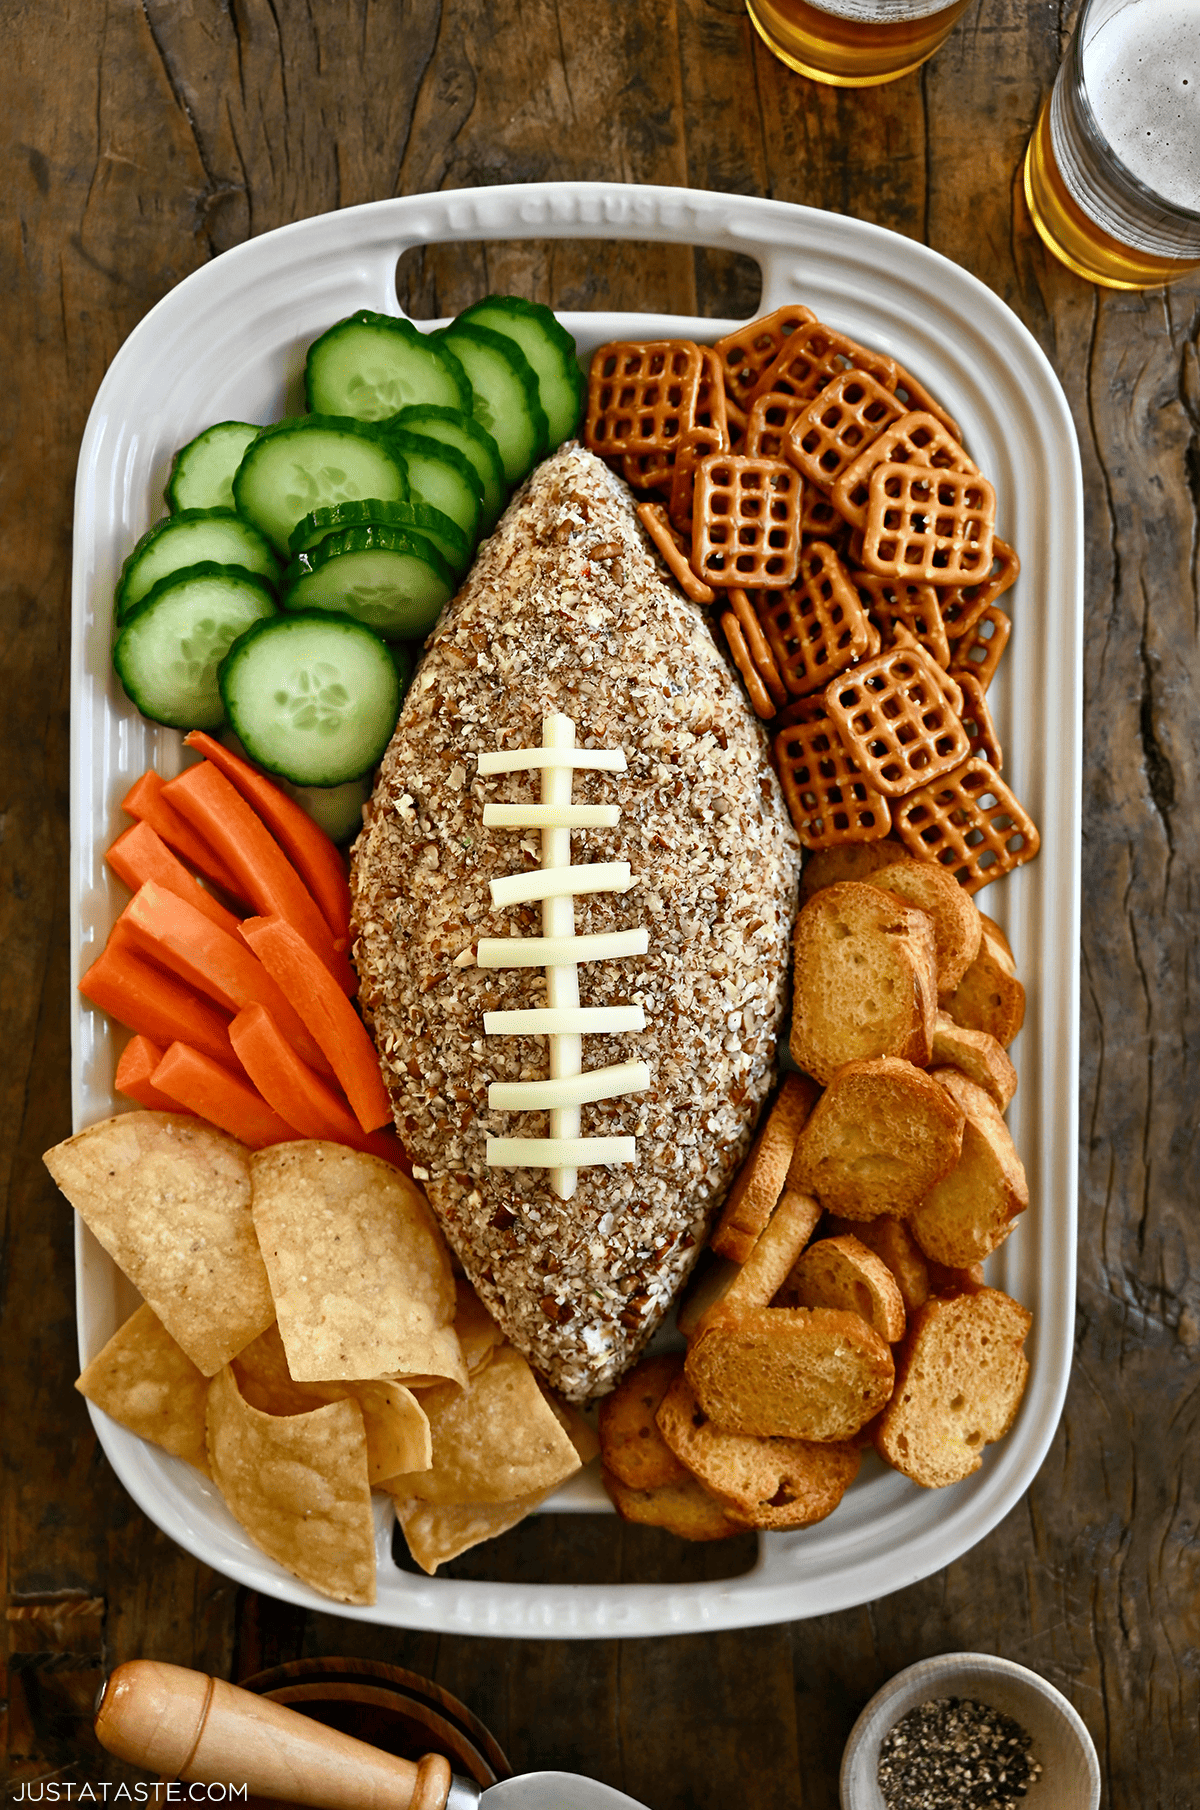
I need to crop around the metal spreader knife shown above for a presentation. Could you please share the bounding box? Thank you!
[96,1662,651,1810]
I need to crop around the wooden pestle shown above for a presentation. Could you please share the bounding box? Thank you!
[95,1661,459,1810]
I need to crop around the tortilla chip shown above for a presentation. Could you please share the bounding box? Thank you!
[453,1278,505,1377]
[76,1303,210,1473]
[45,1113,274,1374]
[249,1144,466,1385]
[543,1388,601,1466]
[386,1346,582,1505]
[205,1365,375,1605]
[233,1323,432,1483]
[394,1491,550,1575]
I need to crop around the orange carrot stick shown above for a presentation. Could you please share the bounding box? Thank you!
[106,820,243,935]
[80,928,239,1071]
[228,1004,405,1162]
[114,1035,194,1114]
[238,915,392,1132]
[162,761,356,995]
[151,1042,299,1150]
[121,771,246,901]
[184,732,352,945]
[119,881,336,1080]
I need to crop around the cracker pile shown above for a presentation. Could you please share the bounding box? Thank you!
[583,309,1039,894]
[599,856,1033,1537]
[46,1119,591,1595]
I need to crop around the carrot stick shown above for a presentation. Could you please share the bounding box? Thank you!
[238,915,392,1132]
[121,771,246,901]
[119,881,337,1080]
[150,1042,299,1150]
[106,821,243,935]
[162,761,356,995]
[79,928,239,1072]
[228,1004,406,1163]
[184,732,352,946]
[114,1035,194,1114]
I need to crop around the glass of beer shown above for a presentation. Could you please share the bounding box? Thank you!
[745,0,977,88]
[1023,0,1200,289]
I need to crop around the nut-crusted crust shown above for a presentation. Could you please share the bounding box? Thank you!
[350,445,801,1401]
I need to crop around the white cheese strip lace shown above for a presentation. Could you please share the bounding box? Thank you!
[479,712,648,1200]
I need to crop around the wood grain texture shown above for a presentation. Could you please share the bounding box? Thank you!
[3,0,1198,1803]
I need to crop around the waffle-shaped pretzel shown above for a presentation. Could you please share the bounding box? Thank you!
[743,393,810,461]
[696,347,729,439]
[747,321,900,409]
[861,463,996,584]
[720,608,778,720]
[893,758,1038,893]
[888,622,962,714]
[636,500,717,605]
[940,540,1020,640]
[851,574,951,670]
[832,411,978,528]
[801,487,851,551]
[774,693,830,731]
[824,642,972,797]
[667,424,729,533]
[692,454,803,588]
[758,543,875,698]
[956,669,1003,770]
[786,372,910,490]
[585,340,704,486]
[949,605,1011,692]
[725,392,748,451]
[725,589,789,708]
[713,306,818,408]
[773,714,894,849]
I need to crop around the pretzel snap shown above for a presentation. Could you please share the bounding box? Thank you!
[824,642,972,798]
[773,714,894,850]
[585,340,704,489]
[713,305,818,408]
[893,758,1039,893]
[832,411,978,529]
[692,454,803,589]
[759,542,875,698]
[861,463,996,585]
[785,371,910,490]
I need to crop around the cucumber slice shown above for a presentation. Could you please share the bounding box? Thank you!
[434,322,549,484]
[453,297,584,450]
[278,772,373,846]
[113,564,277,731]
[219,611,403,785]
[116,509,280,622]
[233,416,409,556]
[305,311,473,420]
[287,497,470,575]
[383,428,482,544]
[388,404,506,531]
[281,526,455,641]
[166,422,261,512]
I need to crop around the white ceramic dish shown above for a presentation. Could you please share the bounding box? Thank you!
[70,181,1083,1636]
[840,1652,1101,1809]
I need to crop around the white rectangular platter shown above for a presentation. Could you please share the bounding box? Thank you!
[71,181,1083,1637]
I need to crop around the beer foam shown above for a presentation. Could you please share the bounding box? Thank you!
[1084,0,1200,214]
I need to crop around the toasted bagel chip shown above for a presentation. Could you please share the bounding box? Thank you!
[76,1303,210,1473]
[603,1468,747,1541]
[869,857,982,996]
[711,1072,820,1263]
[907,1070,1028,1267]
[598,1352,689,1490]
[789,1056,964,1221]
[685,1305,894,1442]
[205,1365,376,1605]
[655,1373,860,1529]
[943,931,1025,1047]
[930,1011,1018,1111]
[45,1112,273,1375]
[790,883,938,1083]
[781,1234,906,1343]
[249,1143,465,1386]
[827,1214,930,1316]
[684,1187,822,1338]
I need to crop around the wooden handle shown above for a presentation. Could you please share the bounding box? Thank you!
[95,1661,455,1810]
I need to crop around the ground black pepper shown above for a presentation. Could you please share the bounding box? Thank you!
[877,1695,1043,1808]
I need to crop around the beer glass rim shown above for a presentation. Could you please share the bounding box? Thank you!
[1069,0,1200,228]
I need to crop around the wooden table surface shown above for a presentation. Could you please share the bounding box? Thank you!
[4,2,1197,1804]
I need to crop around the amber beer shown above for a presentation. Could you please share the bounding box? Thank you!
[1023,0,1200,290]
[745,0,976,87]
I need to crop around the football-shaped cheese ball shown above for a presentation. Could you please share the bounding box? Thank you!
[351,445,800,1400]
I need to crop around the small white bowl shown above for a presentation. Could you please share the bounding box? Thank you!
[840,1652,1100,1810]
